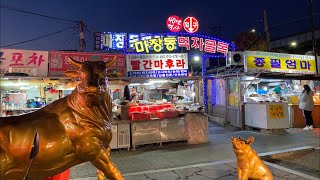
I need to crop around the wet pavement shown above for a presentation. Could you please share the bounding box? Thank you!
[70,122,320,180]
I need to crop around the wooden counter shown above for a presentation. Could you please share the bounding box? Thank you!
[291,105,320,128]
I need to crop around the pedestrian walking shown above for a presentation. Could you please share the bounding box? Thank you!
[299,85,314,130]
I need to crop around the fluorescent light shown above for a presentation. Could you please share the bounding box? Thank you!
[129,83,141,86]
[2,82,29,87]
[143,82,154,85]
[149,80,168,83]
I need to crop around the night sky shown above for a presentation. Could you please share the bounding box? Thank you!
[0,0,319,51]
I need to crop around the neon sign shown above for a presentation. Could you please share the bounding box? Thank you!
[134,36,229,55]
[183,16,199,33]
[94,32,235,56]
[166,15,183,32]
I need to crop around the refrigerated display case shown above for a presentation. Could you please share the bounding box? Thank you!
[160,118,186,142]
[131,119,161,149]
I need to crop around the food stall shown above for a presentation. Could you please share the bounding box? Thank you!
[208,51,319,130]
[242,51,319,129]
[112,78,207,149]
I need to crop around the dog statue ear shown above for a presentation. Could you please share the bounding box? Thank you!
[246,136,254,145]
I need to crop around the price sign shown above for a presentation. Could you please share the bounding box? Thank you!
[268,104,285,119]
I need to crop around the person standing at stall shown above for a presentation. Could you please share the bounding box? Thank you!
[299,85,314,130]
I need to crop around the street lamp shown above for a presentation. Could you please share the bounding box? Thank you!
[194,56,200,61]
[251,29,256,33]
[290,41,297,47]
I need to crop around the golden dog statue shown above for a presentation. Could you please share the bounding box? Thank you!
[231,136,273,180]
[0,57,123,180]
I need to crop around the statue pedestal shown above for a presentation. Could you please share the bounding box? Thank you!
[42,169,71,180]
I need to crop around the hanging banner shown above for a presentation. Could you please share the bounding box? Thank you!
[126,53,188,78]
[49,51,126,77]
[244,51,317,74]
[0,48,49,77]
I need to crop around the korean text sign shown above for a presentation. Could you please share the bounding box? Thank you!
[268,104,285,119]
[126,53,188,78]
[244,51,317,74]
[49,51,126,76]
[96,32,230,56]
[0,48,49,76]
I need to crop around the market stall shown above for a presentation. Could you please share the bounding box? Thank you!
[208,51,319,130]
[242,51,319,129]
[110,76,207,149]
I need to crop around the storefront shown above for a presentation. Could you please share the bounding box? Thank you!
[1,30,236,149]
[208,51,319,130]
[93,31,235,149]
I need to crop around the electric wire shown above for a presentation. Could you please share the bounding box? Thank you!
[63,26,78,50]
[0,5,78,23]
[0,26,75,48]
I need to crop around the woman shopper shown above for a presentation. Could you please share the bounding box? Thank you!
[299,85,314,130]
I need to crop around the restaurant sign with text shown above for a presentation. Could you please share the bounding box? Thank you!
[126,53,188,78]
[49,51,126,76]
[244,51,317,74]
[0,48,49,76]
[95,32,232,55]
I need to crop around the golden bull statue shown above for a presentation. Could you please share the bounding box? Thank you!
[0,57,124,180]
[231,136,273,180]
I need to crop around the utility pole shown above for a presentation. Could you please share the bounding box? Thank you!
[263,10,270,51]
[79,19,85,52]
[308,0,318,74]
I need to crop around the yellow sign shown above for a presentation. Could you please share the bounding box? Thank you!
[134,37,176,53]
[268,104,285,119]
[245,51,317,74]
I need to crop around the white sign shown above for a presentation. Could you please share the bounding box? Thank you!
[126,53,189,78]
[0,48,49,76]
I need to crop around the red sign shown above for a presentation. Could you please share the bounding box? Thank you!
[166,15,183,32]
[49,51,126,76]
[183,16,199,33]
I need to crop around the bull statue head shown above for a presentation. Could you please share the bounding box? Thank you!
[64,57,117,107]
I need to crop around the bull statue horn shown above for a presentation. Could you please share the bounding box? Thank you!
[68,57,82,69]
[105,56,117,68]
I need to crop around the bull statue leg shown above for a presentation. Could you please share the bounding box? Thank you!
[91,147,123,180]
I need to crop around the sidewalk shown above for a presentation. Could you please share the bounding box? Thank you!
[70,122,320,179]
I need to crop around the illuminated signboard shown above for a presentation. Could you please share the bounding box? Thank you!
[126,53,188,78]
[183,16,199,33]
[244,51,317,74]
[95,32,235,56]
[166,15,183,32]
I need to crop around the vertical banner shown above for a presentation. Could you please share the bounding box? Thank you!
[0,48,49,77]
[215,78,226,106]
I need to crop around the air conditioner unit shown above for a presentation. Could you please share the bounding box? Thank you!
[226,51,244,66]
